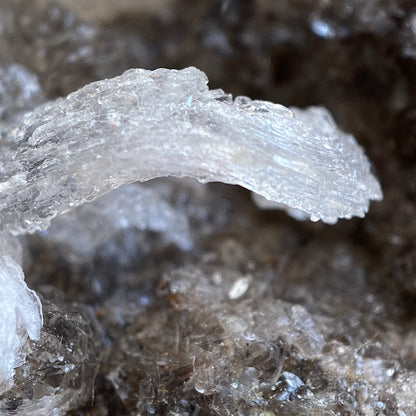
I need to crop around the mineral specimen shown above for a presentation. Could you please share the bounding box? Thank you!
[0,62,381,393]
[2,0,415,415]
[0,63,381,405]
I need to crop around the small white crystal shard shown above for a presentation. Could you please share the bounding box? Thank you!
[0,67,382,235]
[228,275,251,300]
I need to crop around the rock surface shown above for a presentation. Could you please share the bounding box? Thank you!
[0,1,415,415]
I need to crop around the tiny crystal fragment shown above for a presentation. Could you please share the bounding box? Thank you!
[228,275,251,299]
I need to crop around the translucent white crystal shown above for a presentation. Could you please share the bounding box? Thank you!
[44,183,192,254]
[0,67,382,236]
[0,234,42,393]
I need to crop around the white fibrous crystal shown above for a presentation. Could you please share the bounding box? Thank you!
[44,183,192,254]
[0,66,382,393]
[0,234,42,393]
[0,66,381,236]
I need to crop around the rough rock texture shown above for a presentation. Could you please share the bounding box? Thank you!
[0,289,99,415]
[0,0,416,415]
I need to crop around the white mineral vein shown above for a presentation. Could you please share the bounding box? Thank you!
[0,66,382,389]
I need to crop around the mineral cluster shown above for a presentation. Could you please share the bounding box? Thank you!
[0,0,415,415]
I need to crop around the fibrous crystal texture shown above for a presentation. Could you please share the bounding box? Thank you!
[0,67,381,236]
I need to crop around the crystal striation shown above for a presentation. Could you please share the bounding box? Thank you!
[0,67,381,236]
